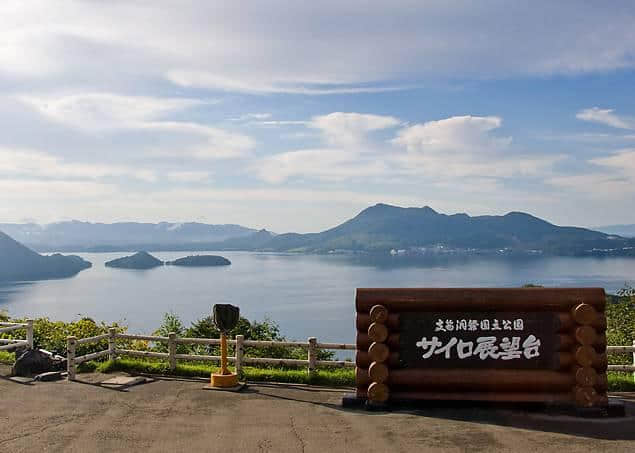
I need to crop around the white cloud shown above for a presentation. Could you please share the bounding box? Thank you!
[166,171,211,183]
[309,112,401,146]
[591,148,635,172]
[18,93,208,131]
[255,113,561,184]
[549,149,635,197]
[576,107,635,130]
[393,115,562,179]
[393,116,511,153]
[17,93,254,160]
[0,146,156,182]
[256,148,388,184]
[2,2,634,94]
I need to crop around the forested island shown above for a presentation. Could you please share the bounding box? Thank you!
[105,252,164,269]
[165,255,231,267]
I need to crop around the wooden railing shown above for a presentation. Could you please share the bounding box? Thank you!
[607,341,635,376]
[66,328,355,380]
[0,320,33,352]
[66,330,635,384]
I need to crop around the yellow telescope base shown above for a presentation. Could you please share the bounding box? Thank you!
[210,373,239,388]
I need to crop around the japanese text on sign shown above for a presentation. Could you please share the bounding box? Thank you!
[415,335,541,360]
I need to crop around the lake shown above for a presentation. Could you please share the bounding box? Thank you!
[1,252,634,345]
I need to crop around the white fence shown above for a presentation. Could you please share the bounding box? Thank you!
[66,328,355,380]
[607,341,635,377]
[0,320,33,352]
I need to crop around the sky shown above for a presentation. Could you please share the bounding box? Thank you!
[1,1,634,233]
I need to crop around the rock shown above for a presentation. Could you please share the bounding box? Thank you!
[12,349,66,377]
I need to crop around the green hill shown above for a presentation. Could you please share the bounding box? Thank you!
[251,204,635,255]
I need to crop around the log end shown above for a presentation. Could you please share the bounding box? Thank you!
[368,322,389,343]
[368,361,389,384]
[368,382,389,403]
[368,342,390,363]
[369,305,388,323]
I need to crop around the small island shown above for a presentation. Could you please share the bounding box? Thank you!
[105,251,164,269]
[165,255,231,267]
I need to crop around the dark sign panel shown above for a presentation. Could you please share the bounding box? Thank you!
[399,312,558,369]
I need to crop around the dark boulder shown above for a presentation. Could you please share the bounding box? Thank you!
[12,349,66,377]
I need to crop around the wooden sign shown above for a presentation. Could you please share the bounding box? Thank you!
[354,288,608,410]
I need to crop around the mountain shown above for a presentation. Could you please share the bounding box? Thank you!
[105,251,164,269]
[220,204,635,256]
[0,221,258,252]
[596,224,635,238]
[166,255,231,267]
[0,230,92,281]
[204,229,276,250]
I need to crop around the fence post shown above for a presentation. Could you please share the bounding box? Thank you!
[308,337,317,378]
[26,319,34,349]
[235,334,244,377]
[67,336,77,381]
[632,340,635,383]
[108,327,117,361]
[168,332,176,371]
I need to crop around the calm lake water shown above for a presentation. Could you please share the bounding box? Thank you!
[1,252,634,345]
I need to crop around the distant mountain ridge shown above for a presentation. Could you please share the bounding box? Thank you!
[0,231,91,281]
[3,205,634,256]
[0,221,258,252]
[212,204,635,256]
[596,224,635,238]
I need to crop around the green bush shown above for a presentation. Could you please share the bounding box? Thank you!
[606,285,635,366]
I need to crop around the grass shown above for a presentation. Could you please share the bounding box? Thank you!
[4,351,634,391]
[608,372,635,392]
[0,351,15,364]
[83,357,356,386]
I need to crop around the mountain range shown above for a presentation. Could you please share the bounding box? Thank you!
[2,204,634,257]
[211,204,635,256]
[0,231,91,281]
[0,221,257,252]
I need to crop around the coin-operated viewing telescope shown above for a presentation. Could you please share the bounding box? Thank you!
[210,304,240,388]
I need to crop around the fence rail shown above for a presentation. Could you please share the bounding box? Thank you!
[64,331,635,382]
[0,320,33,352]
[66,329,355,380]
[607,341,635,375]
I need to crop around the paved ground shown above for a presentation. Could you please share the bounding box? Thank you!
[1,366,635,453]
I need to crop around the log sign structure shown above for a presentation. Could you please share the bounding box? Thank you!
[355,288,608,409]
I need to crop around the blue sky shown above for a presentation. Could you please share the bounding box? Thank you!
[1,1,634,232]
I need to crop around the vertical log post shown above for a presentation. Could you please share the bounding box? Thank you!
[367,304,390,404]
[26,319,34,350]
[108,327,117,361]
[570,303,606,408]
[235,334,244,378]
[67,336,77,381]
[632,340,635,383]
[308,337,317,378]
[168,332,176,371]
